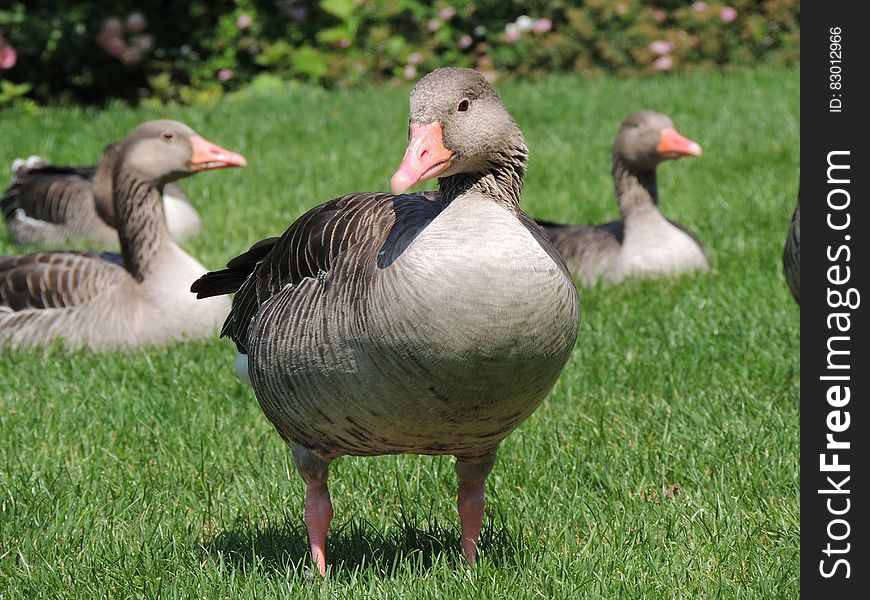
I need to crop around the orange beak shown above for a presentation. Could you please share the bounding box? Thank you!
[390,122,454,194]
[189,136,247,171]
[656,128,702,159]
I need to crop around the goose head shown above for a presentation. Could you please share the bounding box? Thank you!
[391,68,524,194]
[117,119,247,186]
[615,111,702,171]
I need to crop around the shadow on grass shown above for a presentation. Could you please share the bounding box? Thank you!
[200,511,529,578]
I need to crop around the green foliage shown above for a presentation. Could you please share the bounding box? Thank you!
[0,67,800,597]
[0,1,799,107]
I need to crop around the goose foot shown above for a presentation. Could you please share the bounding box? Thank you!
[455,452,496,565]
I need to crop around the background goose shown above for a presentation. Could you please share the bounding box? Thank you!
[192,68,579,575]
[3,146,201,247]
[783,192,799,303]
[0,120,245,351]
[537,110,707,287]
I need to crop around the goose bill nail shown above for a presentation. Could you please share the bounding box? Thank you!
[390,122,453,194]
[656,128,702,158]
[189,136,247,171]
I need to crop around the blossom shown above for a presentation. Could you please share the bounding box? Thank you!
[427,19,440,32]
[458,35,473,49]
[236,14,253,29]
[134,34,155,52]
[691,2,706,11]
[515,15,534,33]
[532,18,552,33]
[407,52,423,64]
[403,65,417,80]
[102,18,123,37]
[649,40,674,55]
[438,7,455,20]
[504,24,521,43]
[337,38,351,48]
[0,45,17,70]
[477,54,493,67]
[651,9,666,23]
[720,7,738,22]
[653,55,673,71]
[126,12,146,33]
[218,68,234,81]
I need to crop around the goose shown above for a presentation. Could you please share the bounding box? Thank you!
[0,120,245,351]
[536,110,708,287]
[3,145,201,247]
[192,68,579,575]
[783,194,799,303]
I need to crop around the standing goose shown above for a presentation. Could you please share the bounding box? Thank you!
[192,68,579,575]
[3,145,201,247]
[536,110,707,286]
[0,120,245,351]
[783,193,799,303]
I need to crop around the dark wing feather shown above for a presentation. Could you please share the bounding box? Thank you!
[0,251,126,311]
[193,191,444,352]
[2,167,94,225]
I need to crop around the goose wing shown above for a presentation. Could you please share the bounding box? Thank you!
[0,251,127,311]
[192,191,444,351]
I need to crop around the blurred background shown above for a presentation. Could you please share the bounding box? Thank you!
[1,0,799,110]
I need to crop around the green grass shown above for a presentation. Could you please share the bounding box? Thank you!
[0,66,799,598]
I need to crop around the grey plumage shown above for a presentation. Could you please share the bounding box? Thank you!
[783,196,799,303]
[192,67,579,573]
[0,120,244,350]
[537,110,708,287]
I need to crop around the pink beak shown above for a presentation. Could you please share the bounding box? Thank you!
[390,122,454,194]
[656,127,702,159]
[189,136,247,171]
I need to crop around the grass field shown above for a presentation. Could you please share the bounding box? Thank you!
[0,66,799,598]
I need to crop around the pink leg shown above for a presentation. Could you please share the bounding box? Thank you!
[293,445,333,576]
[304,477,333,576]
[455,453,496,565]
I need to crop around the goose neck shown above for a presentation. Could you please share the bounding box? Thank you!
[613,158,659,219]
[114,172,173,281]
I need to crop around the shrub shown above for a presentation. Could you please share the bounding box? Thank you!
[0,0,799,107]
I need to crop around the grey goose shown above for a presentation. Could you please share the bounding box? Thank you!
[537,110,708,287]
[783,193,799,303]
[192,68,580,575]
[0,120,246,351]
[4,147,200,247]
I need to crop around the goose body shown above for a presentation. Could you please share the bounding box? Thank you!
[537,110,708,287]
[3,149,200,247]
[783,197,799,303]
[0,120,245,351]
[193,68,579,574]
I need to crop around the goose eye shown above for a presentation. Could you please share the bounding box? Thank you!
[457,99,470,112]
[161,131,176,142]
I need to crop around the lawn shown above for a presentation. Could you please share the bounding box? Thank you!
[0,66,799,598]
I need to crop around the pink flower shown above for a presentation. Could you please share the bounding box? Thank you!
[102,18,124,38]
[458,35,473,49]
[337,38,351,48]
[649,40,673,55]
[126,12,147,33]
[533,18,552,33]
[134,34,154,53]
[427,19,440,32]
[218,68,234,81]
[407,51,423,64]
[466,3,476,14]
[236,14,253,29]
[651,9,666,23]
[689,35,700,46]
[504,24,521,43]
[720,7,738,22]
[438,7,455,20]
[615,3,628,15]
[477,54,493,67]
[653,55,673,71]
[403,65,417,80]
[120,48,143,65]
[692,2,706,11]
[0,45,17,70]
[102,37,126,58]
